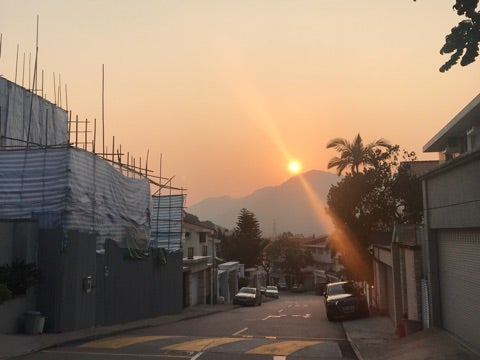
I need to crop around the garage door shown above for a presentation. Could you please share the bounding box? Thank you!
[189,272,199,306]
[438,229,480,353]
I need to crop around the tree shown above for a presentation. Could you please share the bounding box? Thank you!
[264,233,314,285]
[439,1,480,71]
[326,144,422,281]
[326,134,390,175]
[414,0,480,72]
[221,208,267,268]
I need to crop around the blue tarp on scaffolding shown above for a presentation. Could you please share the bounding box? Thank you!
[150,194,184,251]
[0,147,151,251]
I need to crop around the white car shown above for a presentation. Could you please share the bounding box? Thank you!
[233,287,262,306]
[265,285,279,298]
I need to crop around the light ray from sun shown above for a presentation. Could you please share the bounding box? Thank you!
[218,50,333,234]
[296,174,333,233]
[217,49,291,160]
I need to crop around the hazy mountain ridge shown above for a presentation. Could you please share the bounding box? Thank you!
[187,170,341,237]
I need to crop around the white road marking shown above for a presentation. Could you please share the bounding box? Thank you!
[190,352,203,360]
[232,327,248,336]
[262,314,287,320]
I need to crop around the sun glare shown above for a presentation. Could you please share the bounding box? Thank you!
[288,161,301,174]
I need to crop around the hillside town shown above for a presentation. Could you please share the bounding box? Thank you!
[1,71,479,358]
[1,3,480,356]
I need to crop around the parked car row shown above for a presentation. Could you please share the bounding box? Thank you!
[233,285,280,306]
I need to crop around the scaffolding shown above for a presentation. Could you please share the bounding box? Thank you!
[0,29,185,251]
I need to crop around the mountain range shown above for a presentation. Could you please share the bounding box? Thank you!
[187,170,342,238]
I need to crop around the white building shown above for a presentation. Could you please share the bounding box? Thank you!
[421,93,480,354]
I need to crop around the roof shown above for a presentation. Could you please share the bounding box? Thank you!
[371,231,392,248]
[401,161,440,177]
[285,235,329,246]
[183,211,215,231]
[423,93,480,152]
[183,221,214,233]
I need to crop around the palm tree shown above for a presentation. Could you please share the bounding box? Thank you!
[326,134,390,175]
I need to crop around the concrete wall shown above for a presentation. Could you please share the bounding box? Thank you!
[425,154,480,228]
[422,153,480,328]
[183,257,211,306]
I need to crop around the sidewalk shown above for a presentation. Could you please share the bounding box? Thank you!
[1,305,479,359]
[342,316,480,360]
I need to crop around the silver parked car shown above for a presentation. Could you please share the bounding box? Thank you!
[265,285,279,298]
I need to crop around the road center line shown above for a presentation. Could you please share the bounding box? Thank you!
[232,327,248,336]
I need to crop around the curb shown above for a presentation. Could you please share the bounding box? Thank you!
[343,322,363,360]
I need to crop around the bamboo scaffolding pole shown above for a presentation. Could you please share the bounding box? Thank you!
[28,52,31,91]
[75,114,78,147]
[22,52,25,87]
[94,118,97,153]
[45,108,48,146]
[14,44,18,83]
[65,83,68,110]
[26,19,39,149]
[53,72,56,104]
[84,118,88,150]
[102,64,105,156]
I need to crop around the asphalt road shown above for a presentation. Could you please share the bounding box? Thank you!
[16,292,357,359]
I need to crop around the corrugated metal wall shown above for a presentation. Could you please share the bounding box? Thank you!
[99,240,183,326]
[39,232,183,332]
[38,229,97,332]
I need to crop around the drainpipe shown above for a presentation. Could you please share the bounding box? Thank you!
[421,179,442,328]
[391,225,404,330]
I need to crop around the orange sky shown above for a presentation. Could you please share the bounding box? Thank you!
[1,1,479,206]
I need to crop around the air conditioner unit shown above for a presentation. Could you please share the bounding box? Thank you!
[444,137,461,159]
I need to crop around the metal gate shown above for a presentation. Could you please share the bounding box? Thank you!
[438,229,480,354]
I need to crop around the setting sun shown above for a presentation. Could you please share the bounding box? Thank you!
[288,161,301,174]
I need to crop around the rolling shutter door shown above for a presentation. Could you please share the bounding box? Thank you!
[438,230,480,353]
[190,273,199,306]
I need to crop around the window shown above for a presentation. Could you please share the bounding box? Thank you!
[188,247,194,259]
[202,245,208,256]
[199,232,206,243]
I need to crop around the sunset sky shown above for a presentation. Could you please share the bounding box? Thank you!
[1,1,479,206]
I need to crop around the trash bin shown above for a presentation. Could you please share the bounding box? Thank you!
[24,311,45,334]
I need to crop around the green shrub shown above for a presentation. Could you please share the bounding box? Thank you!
[0,260,41,296]
[0,283,12,304]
